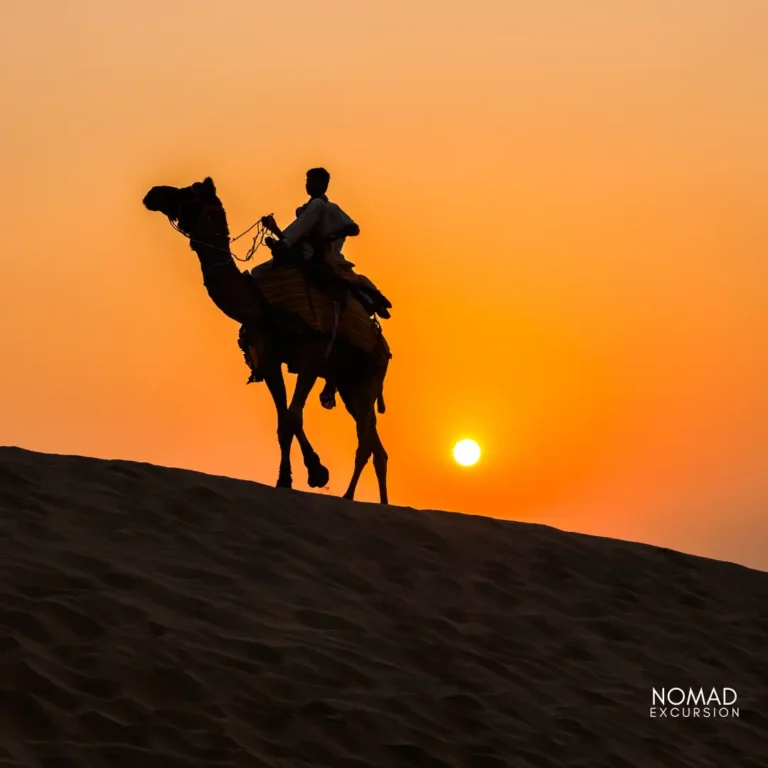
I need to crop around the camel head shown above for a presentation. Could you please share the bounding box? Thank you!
[143,177,229,240]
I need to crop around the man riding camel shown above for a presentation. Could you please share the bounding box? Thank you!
[262,167,359,268]
[259,167,391,409]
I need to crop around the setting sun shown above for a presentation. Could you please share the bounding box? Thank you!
[453,439,481,467]
[0,1,765,572]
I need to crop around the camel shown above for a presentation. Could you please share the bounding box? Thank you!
[142,176,390,504]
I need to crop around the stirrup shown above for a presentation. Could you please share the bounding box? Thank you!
[320,388,336,410]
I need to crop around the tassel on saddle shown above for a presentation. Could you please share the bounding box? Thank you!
[352,285,391,319]
[321,265,392,320]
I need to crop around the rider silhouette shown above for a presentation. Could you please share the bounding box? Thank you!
[261,168,359,409]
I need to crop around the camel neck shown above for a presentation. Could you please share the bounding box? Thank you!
[190,231,232,271]
[188,233,263,326]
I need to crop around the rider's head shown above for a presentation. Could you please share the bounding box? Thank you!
[306,167,330,198]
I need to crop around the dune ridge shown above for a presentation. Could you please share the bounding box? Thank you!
[0,446,765,767]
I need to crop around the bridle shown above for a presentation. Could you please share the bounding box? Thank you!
[166,186,270,266]
[171,187,221,238]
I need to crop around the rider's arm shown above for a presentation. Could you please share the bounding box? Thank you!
[328,208,359,240]
[281,198,324,247]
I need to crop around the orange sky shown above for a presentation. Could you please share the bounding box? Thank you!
[1,1,766,570]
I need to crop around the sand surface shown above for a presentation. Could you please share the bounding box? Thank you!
[0,446,765,767]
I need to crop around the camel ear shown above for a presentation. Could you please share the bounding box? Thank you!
[202,177,216,194]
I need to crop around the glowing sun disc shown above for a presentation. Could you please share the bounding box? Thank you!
[453,439,481,466]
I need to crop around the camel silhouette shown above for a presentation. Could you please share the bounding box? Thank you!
[143,177,390,503]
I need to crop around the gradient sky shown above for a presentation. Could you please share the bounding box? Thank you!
[1,1,766,570]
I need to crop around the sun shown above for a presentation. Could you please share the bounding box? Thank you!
[453,439,481,467]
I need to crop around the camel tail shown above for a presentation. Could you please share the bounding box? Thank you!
[376,385,386,414]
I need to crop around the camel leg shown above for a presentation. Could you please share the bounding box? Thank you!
[263,362,328,490]
[346,414,387,503]
[294,419,330,489]
[338,385,375,501]
[262,365,294,489]
[343,410,375,501]
[286,369,330,489]
[339,376,389,504]
[371,428,389,505]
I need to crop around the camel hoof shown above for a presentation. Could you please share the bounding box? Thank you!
[307,463,330,489]
[276,474,292,489]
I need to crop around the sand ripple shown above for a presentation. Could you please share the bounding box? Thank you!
[0,447,765,767]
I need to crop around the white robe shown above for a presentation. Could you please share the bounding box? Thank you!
[281,197,356,266]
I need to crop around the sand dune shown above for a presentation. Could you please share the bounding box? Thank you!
[0,446,765,767]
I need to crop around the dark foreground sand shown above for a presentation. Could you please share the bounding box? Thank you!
[0,447,765,767]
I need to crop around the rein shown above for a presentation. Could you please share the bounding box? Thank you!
[167,200,272,267]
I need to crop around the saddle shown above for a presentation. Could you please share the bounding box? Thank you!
[256,237,392,320]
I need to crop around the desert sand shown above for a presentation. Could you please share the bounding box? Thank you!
[0,446,765,767]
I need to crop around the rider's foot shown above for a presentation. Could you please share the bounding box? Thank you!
[320,388,336,410]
